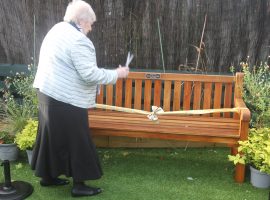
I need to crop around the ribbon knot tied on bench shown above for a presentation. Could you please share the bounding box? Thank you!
[147,106,164,121]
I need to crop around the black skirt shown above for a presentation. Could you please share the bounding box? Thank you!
[31,91,103,182]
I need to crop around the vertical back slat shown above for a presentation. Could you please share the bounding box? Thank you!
[125,79,132,108]
[173,81,181,111]
[153,80,161,107]
[96,85,104,104]
[203,82,212,116]
[193,81,202,110]
[213,82,222,117]
[106,85,113,105]
[183,81,192,110]
[144,80,152,111]
[224,83,233,118]
[134,80,142,110]
[115,79,123,107]
[163,80,172,111]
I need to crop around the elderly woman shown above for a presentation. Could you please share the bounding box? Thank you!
[31,0,129,197]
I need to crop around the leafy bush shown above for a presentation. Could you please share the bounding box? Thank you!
[241,62,270,128]
[228,62,270,174]
[15,119,38,150]
[0,63,38,134]
[228,128,270,174]
[231,61,270,128]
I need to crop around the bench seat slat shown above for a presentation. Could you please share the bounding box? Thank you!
[90,122,239,137]
[90,120,239,132]
[89,110,240,123]
[91,129,239,145]
[90,121,239,138]
[89,112,239,138]
[90,114,239,129]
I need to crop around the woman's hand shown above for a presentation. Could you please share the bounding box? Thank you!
[116,65,129,78]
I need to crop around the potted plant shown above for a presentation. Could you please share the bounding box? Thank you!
[229,61,270,188]
[15,119,38,164]
[0,66,38,163]
[0,129,18,161]
[228,128,270,188]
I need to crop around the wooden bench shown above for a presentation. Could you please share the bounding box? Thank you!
[88,72,250,183]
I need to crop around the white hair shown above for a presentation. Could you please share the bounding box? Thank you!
[63,0,96,24]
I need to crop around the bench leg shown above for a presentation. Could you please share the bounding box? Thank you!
[235,164,245,183]
[230,147,237,155]
[231,146,245,183]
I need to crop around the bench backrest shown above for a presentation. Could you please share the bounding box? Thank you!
[96,72,244,118]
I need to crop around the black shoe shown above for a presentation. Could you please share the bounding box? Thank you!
[40,178,70,186]
[71,184,102,197]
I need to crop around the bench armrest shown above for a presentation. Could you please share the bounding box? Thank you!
[234,98,251,122]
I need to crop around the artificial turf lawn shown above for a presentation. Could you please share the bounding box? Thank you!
[1,148,269,200]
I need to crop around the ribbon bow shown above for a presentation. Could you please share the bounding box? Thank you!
[147,106,164,121]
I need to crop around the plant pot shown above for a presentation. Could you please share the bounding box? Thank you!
[250,166,270,189]
[0,143,19,161]
[26,149,33,165]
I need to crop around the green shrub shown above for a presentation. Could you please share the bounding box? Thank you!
[231,61,270,128]
[228,128,270,174]
[0,63,38,134]
[0,130,15,144]
[241,62,270,128]
[14,119,38,150]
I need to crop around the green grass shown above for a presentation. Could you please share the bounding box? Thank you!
[1,148,269,200]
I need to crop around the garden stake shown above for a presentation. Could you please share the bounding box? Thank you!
[157,18,165,73]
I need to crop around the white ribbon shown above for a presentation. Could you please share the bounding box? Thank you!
[125,52,134,67]
[147,106,164,121]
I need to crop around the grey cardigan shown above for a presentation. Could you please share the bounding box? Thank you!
[33,22,118,108]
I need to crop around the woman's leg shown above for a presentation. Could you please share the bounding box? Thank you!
[71,179,102,197]
[40,176,69,187]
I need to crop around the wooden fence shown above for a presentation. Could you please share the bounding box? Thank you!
[0,0,269,72]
